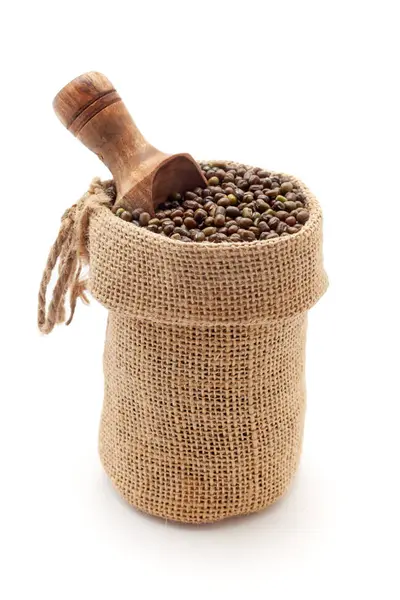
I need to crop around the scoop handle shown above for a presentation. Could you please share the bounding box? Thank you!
[53,72,162,204]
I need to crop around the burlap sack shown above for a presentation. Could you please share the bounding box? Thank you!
[38,169,327,524]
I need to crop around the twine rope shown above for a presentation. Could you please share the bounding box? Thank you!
[38,179,111,334]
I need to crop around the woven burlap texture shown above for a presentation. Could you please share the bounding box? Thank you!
[39,171,327,523]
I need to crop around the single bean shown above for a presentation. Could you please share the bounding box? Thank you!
[139,212,151,226]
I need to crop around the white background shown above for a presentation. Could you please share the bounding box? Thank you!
[1,1,399,598]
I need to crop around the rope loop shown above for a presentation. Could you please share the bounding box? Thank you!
[37,179,111,334]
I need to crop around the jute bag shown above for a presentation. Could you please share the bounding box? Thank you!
[38,171,327,524]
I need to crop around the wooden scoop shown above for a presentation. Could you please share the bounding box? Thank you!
[53,72,207,215]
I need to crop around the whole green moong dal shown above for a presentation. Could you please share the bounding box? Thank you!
[109,161,310,243]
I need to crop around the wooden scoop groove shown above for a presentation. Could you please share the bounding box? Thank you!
[53,72,206,215]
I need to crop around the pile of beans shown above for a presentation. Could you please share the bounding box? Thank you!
[111,161,310,243]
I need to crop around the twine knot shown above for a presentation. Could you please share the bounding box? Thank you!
[38,179,111,334]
